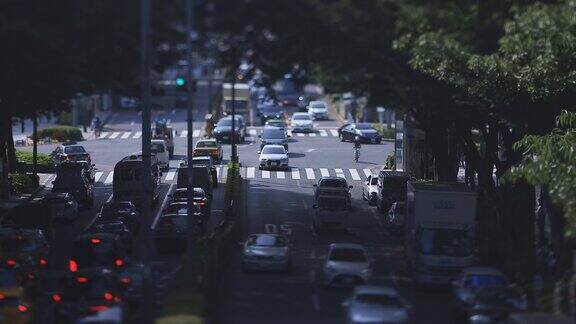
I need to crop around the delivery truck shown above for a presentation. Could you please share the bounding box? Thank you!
[405,181,476,285]
[222,83,251,117]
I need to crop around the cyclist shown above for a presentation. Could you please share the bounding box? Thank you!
[92,116,102,137]
[353,136,361,163]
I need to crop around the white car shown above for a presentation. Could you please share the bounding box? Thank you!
[151,139,169,171]
[259,145,289,170]
[343,286,413,324]
[307,100,329,120]
[242,234,291,272]
[291,112,315,132]
[323,243,372,287]
[362,174,379,206]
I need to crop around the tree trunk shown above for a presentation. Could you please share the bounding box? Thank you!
[0,116,10,199]
[5,114,18,173]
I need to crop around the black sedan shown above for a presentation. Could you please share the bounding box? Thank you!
[338,123,382,144]
[97,201,140,234]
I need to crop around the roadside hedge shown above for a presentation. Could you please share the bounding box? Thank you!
[16,150,55,173]
[36,125,83,142]
[371,124,395,139]
[8,173,40,194]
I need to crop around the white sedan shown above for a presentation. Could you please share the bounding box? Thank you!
[343,286,413,324]
[242,234,291,272]
[323,243,372,287]
[290,112,315,132]
[259,145,289,170]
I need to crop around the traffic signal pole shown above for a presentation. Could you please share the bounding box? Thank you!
[231,75,238,162]
[186,0,196,258]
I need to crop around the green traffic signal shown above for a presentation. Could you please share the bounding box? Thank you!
[175,77,186,87]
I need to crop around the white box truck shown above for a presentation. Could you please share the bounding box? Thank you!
[222,83,251,116]
[405,181,476,285]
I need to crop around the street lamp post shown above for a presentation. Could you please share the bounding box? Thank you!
[186,0,196,258]
[231,75,237,162]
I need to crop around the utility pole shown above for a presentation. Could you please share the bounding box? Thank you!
[186,0,196,257]
[231,74,237,162]
[32,111,38,176]
[139,0,155,322]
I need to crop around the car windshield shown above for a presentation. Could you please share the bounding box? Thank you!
[355,124,373,130]
[177,167,210,189]
[293,114,310,121]
[464,274,507,290]
[317,197,347,210]
[329,248,367,262]
[196,141,217,148]
[262,128,285,139]
[356,293,402,307]
[319,178,347,187]
[64,146,86,154]
[151,143,165,153]
[310,103,326,109]
[247,235,287,247]
[0,237,36,252]
[217,119,233,126]
[419,228,473,257]
[267,120,284,127]
[262,147,285,155]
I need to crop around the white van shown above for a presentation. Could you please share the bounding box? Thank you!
[151,139,169,171]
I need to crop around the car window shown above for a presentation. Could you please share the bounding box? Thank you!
[196,141,218,148]
[262,128,285,139]
[293,114,310,120]
[217,119,233,126]
[262,147,286,155]
[310,103,326,109]
[247,235,287,247]
[165,204,188,214]
[64,146,86,154]
[329,248,367,262]
[319,178,347,187]
[356,123,372,130]
[151,143,165,153]
[356,293,402,307]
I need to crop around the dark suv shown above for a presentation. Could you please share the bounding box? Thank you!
[0,228,49,271]
[52,162,94,208]
[213,115,246,143]
[376,170,410,214]
[96,201,140,233]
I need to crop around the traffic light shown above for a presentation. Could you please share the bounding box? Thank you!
[175,77,186,87]
[175,77,196,93]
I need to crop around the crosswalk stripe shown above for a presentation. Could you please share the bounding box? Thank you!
[305,168,315,180]
[320,168,329,177]
[363,169,372,177]
[98,132,109,139]
[180,130,188,138]
[335,168,345,178]
[309,133,317,137]
[104,171,114,184]
[94,172,104,183]
[248,129,258,136]
[291,168,300,179]
[246,167,255,179]
[349,169,361,180]
[276,171,285,179]
[287,130,292,137]
[133,131,142,139]
[165,170,176,181]
[192,130,201,137]
[109,132,120,139]
[319,130,328,136]
[120,132,131,139]
[330,129,339,136]
[297,133,305,137]
[262,170,270,179]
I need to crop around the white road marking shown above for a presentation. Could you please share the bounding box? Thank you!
[166,119,171,124]
[133,131,142,139]
[276,171,285,179]
[335,168,345,178]
[262,170,270,179]
[320,168,329,177]
[94,172,104,183]
[217,166,228,180]
[363,168,372,177]
[349,169,361,180]
[246,167,255,179]
[165,170,176,181]
[309,133,317,137]
[330,129,339,136]
[286,130,292,137]
[104,171,114,184]
[291,169,300,179]
[248,129,258,136]
[193,130,201,137]
[180,130,188,138]
[297,133,305,137]
[98,132,109,139]
[305,168,316,180]
[121,132,131,139]
[109,132,120,139]
[319,130,328,136]
[305,148,315,153]
[151,183,175,229]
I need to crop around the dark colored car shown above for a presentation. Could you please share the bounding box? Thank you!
[258,105,285,124]
[155,213,204,244]
[176,164,213,196]
[118,263,151,302]
[376,170,410,214]
[52,162,95,208]
[191,156,218,188]
[68,233,130,273]
[170,188,210,218]
[338,123,382,144]
[0,228,49,271]
[213,115,246,143]
[89,221,133,250]
[96,201,140,234]
[51,142,91,165]
[467,286,527,323]
[259,126,289,151]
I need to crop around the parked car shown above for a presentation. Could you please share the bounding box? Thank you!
[52,162,95,208]
[361,174,378,206]
[322,243,372,287]
[259,145,289,170]
[342,286,413,324]
[242,234,291,272]
[43,192,79,221]
[385,201,406,235]
[50,142,91,165]
[193,139,223,162]
[452,267,509,319]
[338,123,382,144]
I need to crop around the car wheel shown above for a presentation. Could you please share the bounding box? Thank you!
[339,133,345,142]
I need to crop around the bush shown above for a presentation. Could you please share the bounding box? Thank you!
[36,125,83,142]
[16,150,54,166]
[8,173,40,194]
[371,123,395,139]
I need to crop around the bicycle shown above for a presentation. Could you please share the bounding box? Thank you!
[354,146,360,163]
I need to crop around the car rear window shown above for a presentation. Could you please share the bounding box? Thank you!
[320,178,347,187]
[329,248,367,262]
[293,114,310,120]
[464,274,507,290]
[311,103,326,109]
[196,141,217,148]
[247,235,287,247]
[262,128,285,139]
[64,146,86,154]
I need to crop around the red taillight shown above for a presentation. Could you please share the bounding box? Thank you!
[77,277,89,283]
[27,273,35,280]
[0,293,5,300]
[18,304,28,312]
[6,259,17,266]
[69,260,78,272]
[114,259,124,267]
[52,294,62,302]
[120,277,131,284]
[196,201,206,206]
[91,238,101,244]
[39,258,48,266]
[103,292,114,301]
[89,305,109,312]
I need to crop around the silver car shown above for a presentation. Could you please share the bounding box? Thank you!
[259,145,289,170]
[307,100,329,120]
[362,174,378,206]
[323,243,372,287]
[242,234,291,272]
[291,112,315,132]
[343,286,413,324]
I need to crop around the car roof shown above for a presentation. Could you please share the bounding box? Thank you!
[461,267,505,277]
[329,243,365,250]
[354,285,399,296]
[261,144,285,149]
